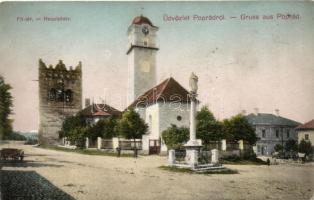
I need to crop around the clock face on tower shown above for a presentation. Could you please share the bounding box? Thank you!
[140,60,151,73]
[142,26,149,36]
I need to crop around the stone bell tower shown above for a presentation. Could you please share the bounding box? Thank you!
[127,15,159,104]
[38,59,82,145]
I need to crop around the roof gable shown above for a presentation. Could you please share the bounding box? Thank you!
[128,77,193,108]
[80,104,121,117]
[296,119,314,130]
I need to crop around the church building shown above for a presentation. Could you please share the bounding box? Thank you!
[126,16,193,154]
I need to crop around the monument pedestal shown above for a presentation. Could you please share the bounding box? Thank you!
[184,140,202,167]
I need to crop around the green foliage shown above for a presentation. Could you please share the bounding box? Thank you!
[67,127,88,147]
[59,114,87,138]
[59,114,87,146]
[25,138,38,145]
[222,114,257,145]
[117,109,148,140]
[274,144,283,152]
[221,154,267,165]
[196,106,223,143]
[298,139,313,156]
[0,76,13,139]
[162,124,189,150]
[158,166,239,174]
[86,117,117,140]
[4,132,27,141]
[284,139,298,152]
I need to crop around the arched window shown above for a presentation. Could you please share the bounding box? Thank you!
[48,88,57,101]
[65,89,73,102]
[56,88,64,102]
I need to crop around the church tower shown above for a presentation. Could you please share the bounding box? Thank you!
[38,59,82,145]
[127,15,159,104]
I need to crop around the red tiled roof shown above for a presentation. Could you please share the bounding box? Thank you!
[296,119,314,130]
[132,15,155,27]
[128,77,194,108]
[80,104,121,117]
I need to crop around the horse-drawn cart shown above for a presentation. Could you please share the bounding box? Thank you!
[0,148,24,161]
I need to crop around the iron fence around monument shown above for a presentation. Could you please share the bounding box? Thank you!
[174,149,186,163]
[199,150,212,164]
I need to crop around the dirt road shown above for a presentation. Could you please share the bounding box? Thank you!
[0,142,313,200]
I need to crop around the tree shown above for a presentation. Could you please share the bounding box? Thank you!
[86,117,117,141]
[274,144,283,152]
[117,109,148,141]
[285,139,298,153]
[222,114,257,145]
[101,117,118,139]
[298,139,313,156]
[67,127,88,147]
[59,114,87,145]
[0,76,13,140]
[162,124,189,150]
[196,106,223,144]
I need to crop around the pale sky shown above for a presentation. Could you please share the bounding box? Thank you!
[0,1,313,132]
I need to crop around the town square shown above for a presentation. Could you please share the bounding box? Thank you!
[1,1,314,200]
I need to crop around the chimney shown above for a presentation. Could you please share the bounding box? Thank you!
[274,109,280,117]
[254,108,259,115]
[85,98,91,108]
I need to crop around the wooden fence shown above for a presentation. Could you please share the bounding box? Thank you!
[102,139,113,149]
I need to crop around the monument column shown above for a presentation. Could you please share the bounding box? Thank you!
[184,72,202,166]
[189,93,197,143]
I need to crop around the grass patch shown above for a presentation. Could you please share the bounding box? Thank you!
[159,166,193,173]
[37,145,134,157]
[221,157,267,165]
[158,166,238,174]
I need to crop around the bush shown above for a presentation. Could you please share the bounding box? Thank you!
[67,127,88,148]
[162,124,189,150]
[274,144,283,152]
[298,139,313,156]
[86,117,117,141]
[25,138,38,145]
[285,139,298,152]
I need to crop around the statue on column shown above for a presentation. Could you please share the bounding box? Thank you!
[189,72,198,94]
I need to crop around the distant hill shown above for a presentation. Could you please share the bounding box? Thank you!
[4,131,38,142]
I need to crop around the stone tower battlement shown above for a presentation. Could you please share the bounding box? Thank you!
[38,59,82,145]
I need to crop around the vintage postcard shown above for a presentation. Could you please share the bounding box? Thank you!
[0,1,313,200]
